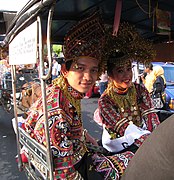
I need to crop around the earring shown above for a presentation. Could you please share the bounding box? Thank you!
[74,63,79,69]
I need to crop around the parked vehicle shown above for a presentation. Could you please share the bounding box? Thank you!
[153,62,174,112]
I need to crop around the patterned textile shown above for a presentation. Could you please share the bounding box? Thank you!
[93,152,134,180]
[23,76,133,179]
[98,83,160,148]
[151,95,164,109]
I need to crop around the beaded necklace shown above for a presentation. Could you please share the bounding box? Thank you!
[106,81,140,124]
[52,75,82,118]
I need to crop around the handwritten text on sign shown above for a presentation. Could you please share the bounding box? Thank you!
[9,21,37,65]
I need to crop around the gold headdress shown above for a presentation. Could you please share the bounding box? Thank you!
[63,12,106,74]
[104,22,156,67]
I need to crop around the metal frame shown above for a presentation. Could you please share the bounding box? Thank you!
[10,1,56,179]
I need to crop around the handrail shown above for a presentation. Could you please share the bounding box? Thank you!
[41,0,56,80]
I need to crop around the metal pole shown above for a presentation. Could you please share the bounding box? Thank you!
[38,14,54,179]
[11,65,23,171]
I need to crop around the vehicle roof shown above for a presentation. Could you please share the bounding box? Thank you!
[1,0,174,46]
[152,62,174,68]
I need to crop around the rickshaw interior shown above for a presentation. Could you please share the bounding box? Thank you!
[3,0,174,45]
[1,0,174,179]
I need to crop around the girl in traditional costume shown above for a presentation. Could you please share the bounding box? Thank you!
[22,14,133,180]
[95,23,160,154]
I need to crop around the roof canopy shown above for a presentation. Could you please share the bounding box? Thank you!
[1,0,174,61]
[2,0,174,45]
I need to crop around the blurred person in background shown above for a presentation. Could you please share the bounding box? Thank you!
[0,54,11,89]
[141,63,156,94]
[151,65,166,109]
[99,70,108,95]
[52,56,61,80]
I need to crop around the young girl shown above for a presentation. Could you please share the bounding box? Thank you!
[95,23,160,154]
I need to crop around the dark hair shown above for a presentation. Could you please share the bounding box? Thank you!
[145,63,153,70]
[65,60,73,71]
[107,61,115,77]
[107,52,127,78]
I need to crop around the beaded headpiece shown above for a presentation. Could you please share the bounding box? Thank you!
[104,22,156,67]
[108,52,132,67]
[63,12,106,74]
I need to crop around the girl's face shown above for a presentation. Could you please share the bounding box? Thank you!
[111,63,133,90]
[144,67,150,73]
[63,57,99,93]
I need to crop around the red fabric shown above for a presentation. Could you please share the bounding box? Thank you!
[85,86,93,97]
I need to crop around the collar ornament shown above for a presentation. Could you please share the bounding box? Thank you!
[106,81,141,125]
[52,76,83,118]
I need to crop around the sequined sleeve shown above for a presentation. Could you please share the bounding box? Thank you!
[132,84,160,147]
[136,83,160,132]
[98,95,129,137]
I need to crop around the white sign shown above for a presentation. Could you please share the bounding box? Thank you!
[9,21,38,65]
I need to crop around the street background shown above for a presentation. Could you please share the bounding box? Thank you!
[0,97,102,180]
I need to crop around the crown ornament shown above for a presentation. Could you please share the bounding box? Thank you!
[104,22,156,67]
[63,11,106,75]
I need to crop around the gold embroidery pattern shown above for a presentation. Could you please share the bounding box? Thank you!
[106,82,141,126]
